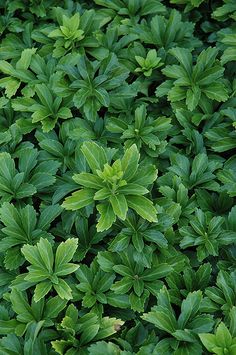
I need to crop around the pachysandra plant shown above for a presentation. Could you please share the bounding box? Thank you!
[142,286,214,354]
[106,104,172,157]
[21,238,79,302]
[134,49,163,77]
[204,270,236,317]
[51,304,124,354]
[138,9,201,51]
[0,202,62,270]
[60,53,130,122]
[0,148,60,202]
[62,142,157,231]
[166,263,212,306]
[108,209,168,253]
[199,321,236,354]
[179,209,236,261]
[156,47,229,111]
[48,13,85,58]
[12,83,73,132]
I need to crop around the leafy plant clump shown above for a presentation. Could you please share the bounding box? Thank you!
[0,0,236,354]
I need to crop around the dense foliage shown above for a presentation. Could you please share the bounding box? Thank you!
[0,0,236,354]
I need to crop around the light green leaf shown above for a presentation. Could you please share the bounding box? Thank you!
[121,144,140,181]
[110,194,128,220]
[55,238,78,272]
[97,203,116,232]
[62,189,95,210]
[53,279,73,300]
[81,141,107,173]
[34,281,52,302]
[126,195,157,222]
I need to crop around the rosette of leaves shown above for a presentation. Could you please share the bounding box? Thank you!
[43,7,110,59]
[0,288,67,336]
[218,29,236,65]
[0,104,25,151]
[75,258,130,310]
[172,108,205,156]
[0,148,60,202]
[137,9,201,52]
[142,286,214,354]
[12,84,72,132]
[179,209,236,261]
[115,320,160,354]
[60,53,131,122]
[48,13,85,58]
[199,308,236,354]
[51,304,124,354]
[159,152,222,191]
[156,47,228,111]
[212,0,236,21]
[157,175,197,226]
[75,259,116,308]
[106,104,171,157]
[0,21,34,61]
[98,246,172,312]
[203,270,236,317]
[88,321,160,354]
[35,120,82,173]
[51,213,111,262]
[0,48,37,99]
[0,53,60,108]
[0,202,62,270]
[21,238,79,302]
[108,210,169,253]
[166,263,212,306]
[217,155,236,197]
[134,49,163,77]
[205,108,236,152]
[94,26,139,63]
[62,142,157,232]
[0,1,25,36]
[93,0,166,19]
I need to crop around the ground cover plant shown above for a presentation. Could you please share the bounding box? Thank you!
[0,0,236,354]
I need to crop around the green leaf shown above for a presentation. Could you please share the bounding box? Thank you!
[16,48,37,70]
[178,291,202,329]
[55,238,78,272]
[35,84,53,108]
[109,194,128,220]
[81,141,107,173]
[203,83,228,102]
[121,144,140,181]
[73,173,104,189]
[34,281,52,302]
[126,195,157,222]
[62,189,94,210]
[215,322,232,348]
[142,309,177,334]
[37,238,54,273]
[44,296,67,319]
[97,203,116,232]
[53,279,73,300]
[199,333,217,352]
[186,86,201,111]
[10,289,33,323]
[141,264,172,281]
